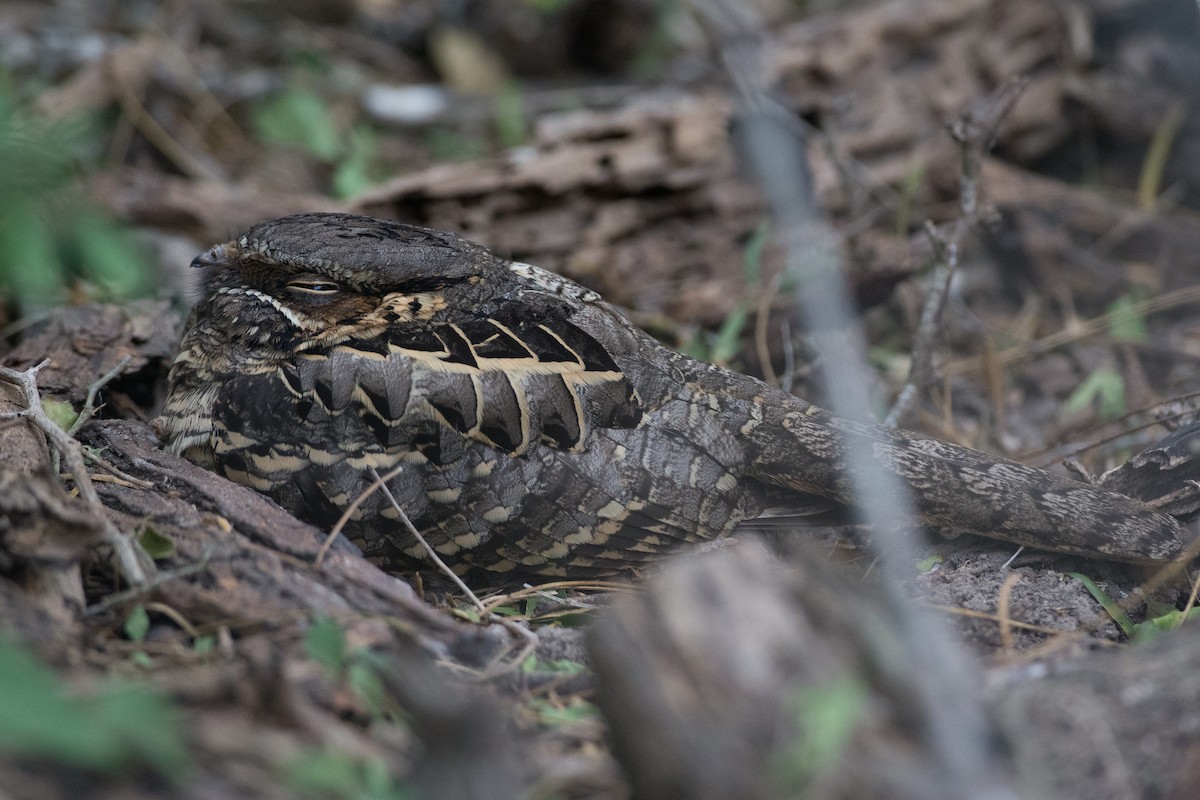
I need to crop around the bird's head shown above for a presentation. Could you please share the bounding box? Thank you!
[188,213,502,352]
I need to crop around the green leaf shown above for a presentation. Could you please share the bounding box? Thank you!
[0,201,65,311]
[550,611,593,628]
[0,84,152,313]
[494,81,526,149]
[710,305,749,366]
[771,676,868,791]
[894,157,926,235]
[69,212,154,299]
[1063,367,1125,419]
[528,697,598,726]
[347,661,386,717]
[488,604,521,617]
[700,221,772,368]
[288,49,331,74]
[284,749,413,800]
[0,637,124,769]
[0,103,77,198]
[425,127,487,162]
[0,637,189,776]
[1069,572,1136,637]
[40,397,78,431]
[287,750,362,796]
[332,124,377,199]
[138,525,175,560]
[252,86,341,162]
[1108,293,1149,344]
[305,616,346,674]
[522,656,586,675]
[192,635,216,655]
[742,220,770,284]
[1138,606,1200,638]
[916,554,943,573]
[124,605,150,643]
[89,682,190,776]
[1072,572,1200,642]
[450,606,482,623]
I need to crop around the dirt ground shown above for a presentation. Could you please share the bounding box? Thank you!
[4,1,1200,798]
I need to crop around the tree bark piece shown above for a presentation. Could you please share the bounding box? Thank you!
[590,538,1200,799]
[80,419,487,654]
[587,540,1015,800]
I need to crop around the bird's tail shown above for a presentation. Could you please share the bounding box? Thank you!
[734,384,1188,563]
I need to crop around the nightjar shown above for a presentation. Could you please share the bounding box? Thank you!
[157,213,1187,582]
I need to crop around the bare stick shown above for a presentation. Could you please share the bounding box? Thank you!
[68,355,132,436]
[362,469,542,678]
[82,455,156,490]
[83,552,213,617]
[61,355,156,488]
[1023,394,1200,468]
[106,49,221,182]
[317,463,501,615]
[996,572,1021,650]
[313,461,408,565]
[689,2,1014,795]
[366,468,485,612]
[943,283,1200,380]
[886,77,1029,429]
[0,360,149,584]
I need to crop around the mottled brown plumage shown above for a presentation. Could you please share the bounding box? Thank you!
[157,213,1189,582]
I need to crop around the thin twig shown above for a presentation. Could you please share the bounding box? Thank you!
[0,361,149,585]
[64,472,141,489]
[1000,546,1026,570]
[362,468,542,679]
[886,221,958,427]
[480,579,634,616]
[68,355,132,436]
[143,601,202,638]
[314,461,407,565]
[368,467,485,612]
[1023,396,1200,468]
[754,272,783,387]
[106,45,221,182]
[0,309,53,341]
[531,588,599,610]
[1174,569,1200,631]
[64,356,153,488]
[83,553,213,617]
[886,77,1029,428]
[81,454,157,490]
[923,603,1078,638]
[318,462,531,633]
[944,284,1200,380]
[996,572,1021,650]
[778,317,796,393]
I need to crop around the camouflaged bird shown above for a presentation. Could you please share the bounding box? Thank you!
[158,213,1189,581]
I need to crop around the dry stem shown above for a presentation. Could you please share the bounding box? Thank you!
[0,360,150,585]
[886,77,1029,428]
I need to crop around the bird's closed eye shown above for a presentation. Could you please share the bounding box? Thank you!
[286,278,341,295]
